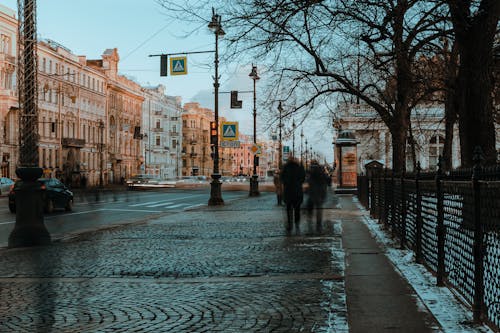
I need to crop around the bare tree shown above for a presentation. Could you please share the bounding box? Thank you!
[157,0,449,172]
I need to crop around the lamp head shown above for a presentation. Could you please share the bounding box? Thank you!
[248,65,259,80]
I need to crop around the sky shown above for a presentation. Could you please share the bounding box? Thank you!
[1,0,335,163]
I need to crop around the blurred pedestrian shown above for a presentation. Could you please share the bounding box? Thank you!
[273,170,283,205]
[280,156,306,231]
[306,160,329,231]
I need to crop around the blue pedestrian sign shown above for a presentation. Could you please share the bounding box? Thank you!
[170,56,187,75]
[221,122,238,141]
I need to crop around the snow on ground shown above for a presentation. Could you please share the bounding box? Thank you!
[353,198,494,333]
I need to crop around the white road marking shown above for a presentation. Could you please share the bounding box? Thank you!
[101,208,163,213]
[147,201,174,208]
[129,200,168,207]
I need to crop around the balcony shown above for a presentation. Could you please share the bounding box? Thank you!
[62,137,85,148]
[151,127,163,132]
[154,110,162,115]
[190,140,197,145]
[189,153,198,158]
[0,53,15,66]
[170,131,179,137]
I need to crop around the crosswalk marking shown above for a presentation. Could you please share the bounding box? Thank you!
[130,200,166,207]
[147,201,174,208]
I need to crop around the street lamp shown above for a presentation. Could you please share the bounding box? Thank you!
[98,120,105,187]
[300,129,304,165]
[208,7,225,206]
[249,64,260,197]
[292,119,296,157]
[305,138,308,169]
[278,102,283,170]
[9,0,51,247]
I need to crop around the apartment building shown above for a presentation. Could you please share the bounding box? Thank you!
[0,5,17,178]
[181,102,212,176]
[87,48,144,184]
[141,84,182,179]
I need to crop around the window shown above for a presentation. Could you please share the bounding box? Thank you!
[172,125,177,133]
[156,136,161,146]
[156,120,161,129]
[429,135,444,171]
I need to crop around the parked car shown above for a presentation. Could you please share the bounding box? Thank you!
[0,177,14,196]
[8,178,74,213]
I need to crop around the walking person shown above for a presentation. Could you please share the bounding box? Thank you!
[273,170,283,205]
[280,156,306,232]
[306,160,329,231]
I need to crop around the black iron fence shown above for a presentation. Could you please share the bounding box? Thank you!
[358,155,500,331]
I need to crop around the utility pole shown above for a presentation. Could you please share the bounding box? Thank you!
[278,102,283,170]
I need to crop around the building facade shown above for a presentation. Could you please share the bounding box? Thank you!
[181,102,212,177]
[141,84,182,179]
[87,48,144,184]
[36,39,108,187]
[0,5,17,178]
[335,103,462,174]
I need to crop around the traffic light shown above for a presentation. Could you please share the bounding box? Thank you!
[230,90,242,109]
[210,121,217,145]
[210,145,215,160]
[160,55,168,77]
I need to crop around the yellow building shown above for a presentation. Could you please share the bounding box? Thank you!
[181,102,213,176]
[88,48,144,184]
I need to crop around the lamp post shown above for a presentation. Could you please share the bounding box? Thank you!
[208,8,225,206]
[9,0,51,247]
[305,138,308,170]
[278,102,283,170]
[300,129,304,165]
[98,120,104,187]
[249,64,260,196]
[292,119,296,157]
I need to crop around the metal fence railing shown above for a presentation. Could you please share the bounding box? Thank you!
[357,153,500,331]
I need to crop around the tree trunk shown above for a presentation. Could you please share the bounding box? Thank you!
[456,37,497,167]
[448,0,500,167]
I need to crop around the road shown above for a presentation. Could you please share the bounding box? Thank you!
[0,187,250,248]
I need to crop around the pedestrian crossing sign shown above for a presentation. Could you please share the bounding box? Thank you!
[221,122,238,141]
[170,56,187,75]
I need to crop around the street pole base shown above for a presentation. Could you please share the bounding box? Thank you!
[8,167,51,248]
[208,174,224,206]
[249,175,260,197]
[8,225,51,248]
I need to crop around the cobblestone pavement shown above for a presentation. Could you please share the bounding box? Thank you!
[0,192,347,332]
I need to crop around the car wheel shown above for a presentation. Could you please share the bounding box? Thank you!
[45,199,54,213]
[65,199,73,212]
[8,203,15,213]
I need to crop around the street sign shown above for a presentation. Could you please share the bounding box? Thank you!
[170,56,187,75]
[250,144,262,155]
[221,140,241,148]
[221,122,238,141]
[283,146,290,161]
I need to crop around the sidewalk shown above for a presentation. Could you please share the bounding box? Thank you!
[0,190,492,332]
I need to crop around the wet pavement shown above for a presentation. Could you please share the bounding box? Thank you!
[0,192,349,332]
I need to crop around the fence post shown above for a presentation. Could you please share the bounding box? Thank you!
[415,162,423,264]
[390,169,396,238]
[436,156,445,286]
[400,171,407,249]
[370,173,376,217]
[472,146,484,323]
[382,168,389,226]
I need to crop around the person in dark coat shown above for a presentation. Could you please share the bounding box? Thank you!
[280,156,306,231]
[306,160,329,230]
